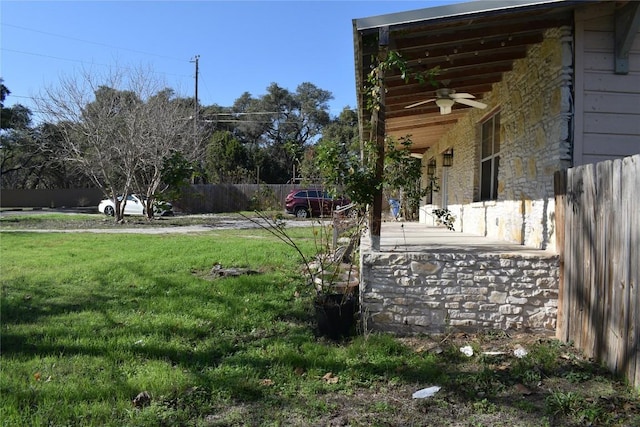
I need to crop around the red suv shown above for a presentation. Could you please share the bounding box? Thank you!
[285,189,350,218]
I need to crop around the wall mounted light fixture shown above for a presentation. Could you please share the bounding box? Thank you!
[427,159,436,175]
[443,149,454,167]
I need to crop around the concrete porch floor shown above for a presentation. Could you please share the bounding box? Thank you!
[364,221,556,256]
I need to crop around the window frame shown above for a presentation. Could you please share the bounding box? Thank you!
[478,111,500,201]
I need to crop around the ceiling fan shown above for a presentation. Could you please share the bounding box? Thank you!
[404,88,487,115]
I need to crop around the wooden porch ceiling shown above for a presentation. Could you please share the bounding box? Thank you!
[355,1,578,154]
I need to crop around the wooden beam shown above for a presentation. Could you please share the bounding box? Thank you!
[393,16,569,51]
[615,1,640,74]
[397,33,544,62]
[370,27,388,250]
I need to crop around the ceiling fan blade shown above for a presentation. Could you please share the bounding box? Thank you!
[454,98,487,109]
[450,93,475,99]
[405,98,436,109]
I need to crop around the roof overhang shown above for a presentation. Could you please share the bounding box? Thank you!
[353,0,585,155]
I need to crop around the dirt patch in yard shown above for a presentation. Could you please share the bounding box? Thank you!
[308,331,640,427]
[202,331,640,426]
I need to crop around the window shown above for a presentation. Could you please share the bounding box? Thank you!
[479,112,500,201]
[426,158,436,204]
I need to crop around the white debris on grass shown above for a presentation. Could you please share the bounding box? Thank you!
[514,345,528,358]
[460,345,474,357]
[412,386,441,399]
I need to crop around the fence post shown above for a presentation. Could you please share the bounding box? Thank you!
[554,169,567,341]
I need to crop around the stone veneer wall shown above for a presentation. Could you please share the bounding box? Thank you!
[360,250,559,335]
[419,27,574,250]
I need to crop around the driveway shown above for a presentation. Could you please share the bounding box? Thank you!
[0,210,328,234]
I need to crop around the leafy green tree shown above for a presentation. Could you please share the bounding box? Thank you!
[210,82,332,184]
[1,82,31,130]
[384,136,431,220]
[24,122,89,189]
[205,130,250,183]
[1,81,90,190]
[304,108,358,186]
[310,108,379,206]
[160,150,196,210]
[0,80,38,188]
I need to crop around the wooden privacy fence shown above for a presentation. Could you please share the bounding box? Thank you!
[176,184,298,213]
[0,184,304,213]
[0,188,103,208]
[555,154,639,389]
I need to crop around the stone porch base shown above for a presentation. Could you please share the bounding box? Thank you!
[359,222,559,335]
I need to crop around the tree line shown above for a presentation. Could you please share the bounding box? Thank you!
[1,64,430,221]
[0,68,359,219]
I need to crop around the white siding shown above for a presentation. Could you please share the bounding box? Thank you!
[574,3,640,166]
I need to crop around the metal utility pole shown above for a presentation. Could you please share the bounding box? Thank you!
[191,55,200,144]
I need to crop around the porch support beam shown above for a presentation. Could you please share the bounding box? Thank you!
[614,1,640,74]
[370,26,389,250]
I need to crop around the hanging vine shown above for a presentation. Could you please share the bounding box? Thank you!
[365,50,440,112]
[317,50,441,210]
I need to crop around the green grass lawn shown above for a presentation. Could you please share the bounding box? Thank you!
[0,229,441,426]
[2,222,639,426]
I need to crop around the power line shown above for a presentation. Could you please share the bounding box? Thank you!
[3,94,45,101]
[2,23,193,93]
[1,48,192,80]
[2,47,111,67]
[2,23,186,63]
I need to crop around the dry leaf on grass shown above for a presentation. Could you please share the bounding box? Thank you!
[132,391,151,408]
[322,372,339,384]
[514,384,532,396]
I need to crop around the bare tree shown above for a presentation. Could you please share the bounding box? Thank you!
[36,66,198,221]
[131,88,200,218]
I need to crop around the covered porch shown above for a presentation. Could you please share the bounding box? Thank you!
[363,221,555,255]
[358,221,560,335]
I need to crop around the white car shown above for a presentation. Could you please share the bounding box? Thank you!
[98,194,173,217]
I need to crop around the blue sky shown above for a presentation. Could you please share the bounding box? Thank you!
[1,0,462,121]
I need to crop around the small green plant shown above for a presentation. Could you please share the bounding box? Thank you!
[371,401,394,413]
[241,210,365,300]
[545,390,582,417]
[577,404,612,425]
[512,399,538,413]
[249,185,280,211]
[511,340,561,385]
[529,340,561,372]
[562,370,593,383]
[473,398,498,414]
[544,390,615,425]
[514,365,542,385]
